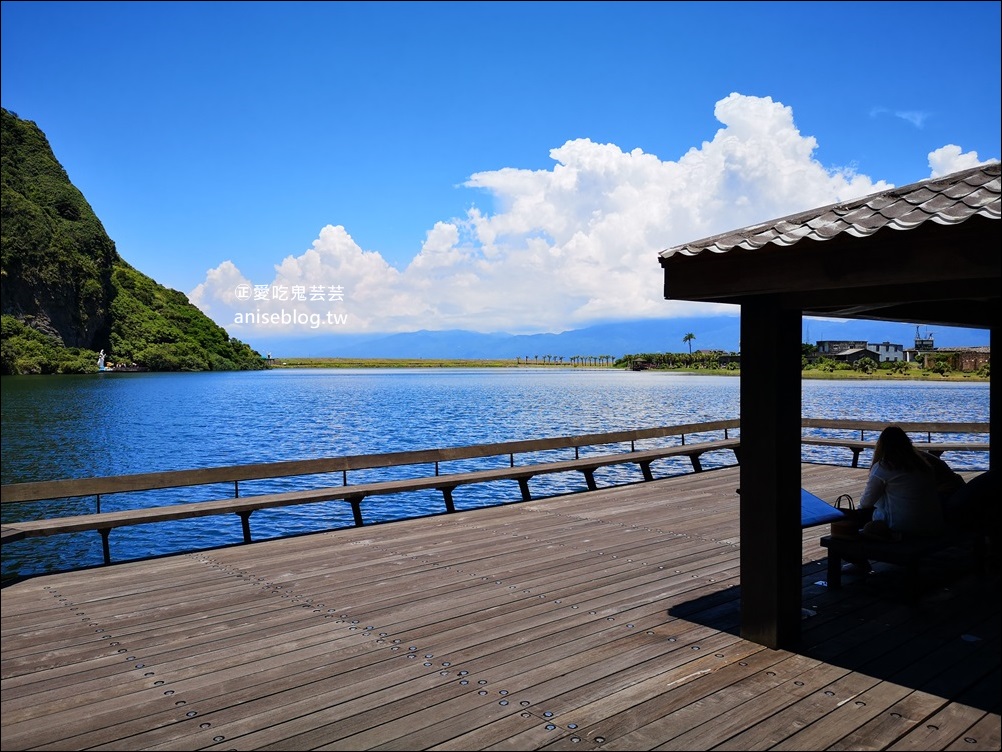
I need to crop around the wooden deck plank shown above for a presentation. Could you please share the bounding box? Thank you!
[180,569,745,749]
[943,703,1002,751]
[2,463,997,751]
[587,657,849,751]
[161,622,730,749]
[526,649,809,751]
[369,639,771,751]
[240,631,748,751]
[889,701,997,750]
[5,537,729,737]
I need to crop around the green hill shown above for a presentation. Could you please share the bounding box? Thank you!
[1,107,266,374]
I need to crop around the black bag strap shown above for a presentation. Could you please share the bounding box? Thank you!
[835,493,855,510]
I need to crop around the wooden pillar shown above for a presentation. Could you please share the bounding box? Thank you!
[990,314,998,472]
[739,299,803,648]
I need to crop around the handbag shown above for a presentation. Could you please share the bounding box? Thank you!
[829,493,860,538]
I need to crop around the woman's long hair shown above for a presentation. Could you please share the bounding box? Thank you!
[871,425,934,472]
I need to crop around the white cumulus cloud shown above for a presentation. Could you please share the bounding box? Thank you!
[927,145,995,178]
[190,93,990,340]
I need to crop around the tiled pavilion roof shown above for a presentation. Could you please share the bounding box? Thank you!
[660,162,1000,259]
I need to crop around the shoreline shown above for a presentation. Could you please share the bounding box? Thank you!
[267,357,989,382]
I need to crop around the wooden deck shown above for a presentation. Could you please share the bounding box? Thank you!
[2,463,999,751]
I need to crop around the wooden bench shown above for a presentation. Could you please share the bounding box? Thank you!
[5,417,986,570]
[820,530,982,599]
[800,419,989,468]
[1,432,740,564]
[801,438,990,468]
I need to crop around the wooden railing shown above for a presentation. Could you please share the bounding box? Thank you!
[800,419,990,467]
[1,420,742,563]
[1,419,989,567]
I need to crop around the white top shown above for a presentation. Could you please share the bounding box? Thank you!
[858,460,945,536]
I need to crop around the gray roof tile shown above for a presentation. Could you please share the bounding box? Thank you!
[660,162,1001,259]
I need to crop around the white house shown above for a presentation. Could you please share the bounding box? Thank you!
[867,341,904,362]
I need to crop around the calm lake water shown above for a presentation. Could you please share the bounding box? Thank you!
[1,369,990,580]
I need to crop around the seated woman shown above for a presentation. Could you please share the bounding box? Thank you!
[844,425,946,573]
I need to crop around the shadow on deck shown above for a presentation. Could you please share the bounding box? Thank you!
[669,545,1001,718]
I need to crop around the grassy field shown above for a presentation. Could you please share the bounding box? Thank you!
[267,357,987,381]
[799,369,988,382]
[269,357,529,369]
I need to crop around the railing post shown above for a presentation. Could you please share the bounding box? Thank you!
[96,493,101,514]
[234,481,240,498]
[238,511,252,543]
[348,495,365,527]
[440,487,456,513]
[99,528,111,565]
[518,478,532,501]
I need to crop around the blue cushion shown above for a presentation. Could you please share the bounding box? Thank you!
[801,489,847,528]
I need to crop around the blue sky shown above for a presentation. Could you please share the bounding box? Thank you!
[2,1,1000,347]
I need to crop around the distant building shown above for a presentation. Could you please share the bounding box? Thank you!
[901,326,937,362]
[904,328,936,362]
[815,340,867,357]
[867,341,904,363]
[833,347,881,365]
[920,347,991,372]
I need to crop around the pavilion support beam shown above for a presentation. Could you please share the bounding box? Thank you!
[990,315,998,472]
[739,299,804,649]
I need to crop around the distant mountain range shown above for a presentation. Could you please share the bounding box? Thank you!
[246,317,990,361]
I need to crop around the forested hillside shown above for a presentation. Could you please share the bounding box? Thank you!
[1,107,265,374]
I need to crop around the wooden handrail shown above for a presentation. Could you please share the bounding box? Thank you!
[800,419,989,434]
[1,418,989,570]
[1,419,741,505]
[0,436,745,562]
[1,419,988,507]
[799,419,989,468]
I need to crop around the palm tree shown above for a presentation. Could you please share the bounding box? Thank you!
[683,332,696,354]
